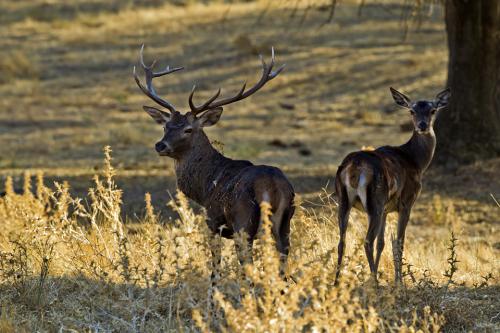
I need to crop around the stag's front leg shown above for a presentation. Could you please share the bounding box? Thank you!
[208,234,222,320]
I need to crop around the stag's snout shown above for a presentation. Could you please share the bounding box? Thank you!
[155,141,166,152]
[155,141,172,156]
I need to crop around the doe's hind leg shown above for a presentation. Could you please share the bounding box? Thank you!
[364,185,386,280]
[335,185,352,284]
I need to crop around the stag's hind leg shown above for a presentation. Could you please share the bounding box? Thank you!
[231,199,259,278]
[275,205,294,279]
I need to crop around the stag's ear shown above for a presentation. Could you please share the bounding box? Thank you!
[435,88,451,110]
[390,87,412,109]
[143,106,170,124]
[196,107,223,127]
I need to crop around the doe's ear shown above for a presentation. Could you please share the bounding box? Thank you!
[143,106,170,124]
[435,88,451,110]
[390,87,412,109]
[196,107,223,127]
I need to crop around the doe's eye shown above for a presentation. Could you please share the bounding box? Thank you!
[409,110,416,115]
[431,109,437,115]
[184,128,193,134]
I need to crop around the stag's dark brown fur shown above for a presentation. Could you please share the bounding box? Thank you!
[174,122,295,257]
[133,45,294,276]
[334,87,451,283]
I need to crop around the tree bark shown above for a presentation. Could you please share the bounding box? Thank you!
[435,0,500,165]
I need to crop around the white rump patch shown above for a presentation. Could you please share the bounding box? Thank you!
[358,172,368,209]
[344,169,368,210]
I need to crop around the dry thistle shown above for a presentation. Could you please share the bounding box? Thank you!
[444,231,459,287]
[22,172,31,197]
[4,176,14,197]
[144,192,156,224]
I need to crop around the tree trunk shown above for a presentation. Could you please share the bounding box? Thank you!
[435,0,500,165]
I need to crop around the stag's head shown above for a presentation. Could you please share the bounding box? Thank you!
[134,45,284,157]
[390,87,451,134]
[141,106,224,157]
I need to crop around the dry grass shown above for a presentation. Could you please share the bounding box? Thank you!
[0,51,39,84]
[0,149,497,332]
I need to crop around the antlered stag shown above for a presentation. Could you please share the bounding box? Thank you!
[133,45,295,277]
[334,87,451,283]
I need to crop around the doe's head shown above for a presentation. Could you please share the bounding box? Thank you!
[390,87,451,134]
[134,45,284,157]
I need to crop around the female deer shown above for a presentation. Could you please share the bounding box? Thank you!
[334,87,451,283]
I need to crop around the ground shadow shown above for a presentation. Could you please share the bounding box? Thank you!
[0,269,498,332]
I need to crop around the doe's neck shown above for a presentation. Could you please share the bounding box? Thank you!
[400,128,436,173]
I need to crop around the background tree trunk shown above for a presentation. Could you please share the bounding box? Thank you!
[435,0,500,165]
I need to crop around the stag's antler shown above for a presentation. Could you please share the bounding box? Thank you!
[188,47,285,115]
[133,44,184,113]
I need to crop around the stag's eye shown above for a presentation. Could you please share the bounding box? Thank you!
[184,128,193,134]
[431,109,437,115]
[409,110,416,115]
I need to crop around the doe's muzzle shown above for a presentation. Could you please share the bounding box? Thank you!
[418,122,428,132]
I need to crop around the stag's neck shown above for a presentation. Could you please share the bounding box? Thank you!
[173,131,229,205]
[400,129,436,173]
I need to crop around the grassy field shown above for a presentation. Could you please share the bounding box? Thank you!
[0,0,499,332]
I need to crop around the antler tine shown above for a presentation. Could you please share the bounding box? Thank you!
[188,85,197,112]
[269,46,275,70]
[189,85,222,115]
[139,44,183,77]
[237,81,247,96]
[134,45,184,113]
[139,44,147,68]
[188,47,285,114]
[270,47,286,78]
[155,65,183,77]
